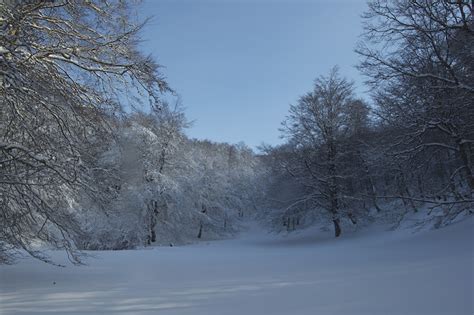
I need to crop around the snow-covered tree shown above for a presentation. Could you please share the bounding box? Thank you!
[357,0,474,223]
[274,68,369,237]
[0,0,168,263]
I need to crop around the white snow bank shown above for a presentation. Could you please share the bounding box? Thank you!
[1,218,473,315]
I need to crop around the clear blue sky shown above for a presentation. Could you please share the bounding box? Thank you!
[139,0,369,149]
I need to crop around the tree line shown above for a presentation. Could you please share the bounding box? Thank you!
[0,0,472,264]
[262,0,473,237]
[0,0,265,264]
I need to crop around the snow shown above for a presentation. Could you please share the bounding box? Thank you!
[1,218,473,315]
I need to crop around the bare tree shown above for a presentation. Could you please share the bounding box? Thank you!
[357,0,474,221]
[279,67,365,237]
[1,0,169,264]
[129,98,189,245]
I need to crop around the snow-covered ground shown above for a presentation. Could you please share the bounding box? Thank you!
[1,218,473,315]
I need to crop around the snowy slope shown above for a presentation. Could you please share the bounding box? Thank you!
[1,218,473,315]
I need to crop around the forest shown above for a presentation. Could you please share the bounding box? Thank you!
[1,1,473,314]
[1,0,473,262]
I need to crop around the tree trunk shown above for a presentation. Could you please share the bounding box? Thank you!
[197,223,203,239]
[459,141,474,192]
[333,218,341,237]
[397,170,417,213]
[328,139,342,237]
[348,212,357,225]
[148,200,158,244]
[361,155,382,212]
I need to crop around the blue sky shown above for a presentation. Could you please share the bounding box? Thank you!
[139,0,369,149]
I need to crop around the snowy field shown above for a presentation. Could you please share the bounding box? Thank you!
[1,218,473,315]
